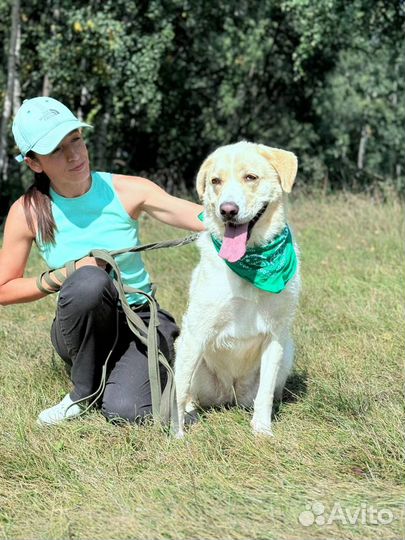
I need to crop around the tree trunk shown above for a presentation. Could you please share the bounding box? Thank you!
[41,3,60,97]
[0,0,20,183]
[13,19,21,114]
[77,84,89,121]
[42,74,52,97]
[357,124,371,170]
[95,110,110,171]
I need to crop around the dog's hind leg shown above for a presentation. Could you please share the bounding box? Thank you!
[190,359,226,408]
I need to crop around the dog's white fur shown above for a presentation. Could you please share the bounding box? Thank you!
[175,141,301,436]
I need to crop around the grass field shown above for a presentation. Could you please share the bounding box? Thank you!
[0,194,403,540]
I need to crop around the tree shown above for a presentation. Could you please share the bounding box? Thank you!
[0,0,20,185]
[0,0,404,215]
[281,0,405,192]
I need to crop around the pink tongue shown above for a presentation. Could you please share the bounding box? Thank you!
[219,223,249,263]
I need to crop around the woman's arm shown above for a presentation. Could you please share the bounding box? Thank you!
[143,185,204,231]
[114,175,205,231]
[0,199,104,306]
[0,199,46,305]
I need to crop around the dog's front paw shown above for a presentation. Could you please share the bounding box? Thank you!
[251,417,274,437]
[175,428,185,439]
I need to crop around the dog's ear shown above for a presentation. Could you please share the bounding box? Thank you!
[196,157,213,199]
[258,145,298,193]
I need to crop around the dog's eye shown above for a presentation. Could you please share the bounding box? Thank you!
[211,177,222,185]
[245,174,258,182]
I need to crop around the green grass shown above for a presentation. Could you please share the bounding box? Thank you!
[0,194,403,539]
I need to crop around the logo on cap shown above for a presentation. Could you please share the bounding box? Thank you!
[40,109,60,122]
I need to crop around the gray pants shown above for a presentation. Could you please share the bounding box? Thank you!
[50,266,179,423]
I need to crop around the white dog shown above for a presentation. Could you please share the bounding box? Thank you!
[175,141,301,436]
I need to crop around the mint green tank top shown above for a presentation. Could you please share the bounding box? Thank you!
[36,171,152,305]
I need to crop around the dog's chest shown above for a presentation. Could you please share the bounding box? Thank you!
[189,234,299,345]
[212,298,273,342]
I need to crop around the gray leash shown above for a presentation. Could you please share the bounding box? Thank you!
[43,233,199,431]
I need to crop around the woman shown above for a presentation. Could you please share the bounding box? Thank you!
[0,96,204,426]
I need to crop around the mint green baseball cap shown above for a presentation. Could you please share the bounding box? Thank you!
[12,96,92,163]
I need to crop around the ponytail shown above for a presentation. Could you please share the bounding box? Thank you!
[22,155,56,244]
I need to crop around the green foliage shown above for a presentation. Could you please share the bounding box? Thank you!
[283,0,405,191]
[315,40,404,190]
[0,0,404,209]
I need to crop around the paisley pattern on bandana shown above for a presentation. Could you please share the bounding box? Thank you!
[210,225,298,294]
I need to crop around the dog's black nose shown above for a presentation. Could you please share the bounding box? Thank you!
[220,202,239,219]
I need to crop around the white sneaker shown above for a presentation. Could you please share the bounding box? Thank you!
[37,393,84,426]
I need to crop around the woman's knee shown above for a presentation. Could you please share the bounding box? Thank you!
[156,308,180,365]
[101,395,152,424]
[59,266,117,313]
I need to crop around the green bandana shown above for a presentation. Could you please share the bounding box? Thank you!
[199,213,297,293]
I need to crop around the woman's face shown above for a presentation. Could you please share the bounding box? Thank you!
[25,130,90,192]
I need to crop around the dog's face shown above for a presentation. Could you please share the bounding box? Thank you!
[196,141,297,262]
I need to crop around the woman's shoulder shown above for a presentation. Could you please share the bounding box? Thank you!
[9,195,27,217]
[5,196,35,239]
[111,174,159,219]
[112,173,151,187]
[112,174,161,200]
[96,171,149,192]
